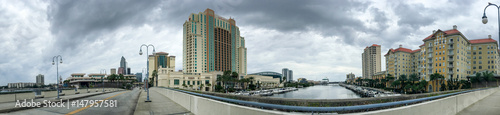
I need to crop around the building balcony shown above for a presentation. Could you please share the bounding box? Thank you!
[428,50,433,53]
[428,45,433,48]
[448,47,454,50]
[448,41,453,44]
[427,60,433,63]
[448,64,454,68]
[427,66,433,69]
[448,52,454,56]
[448,71,454,74]
[428,55,433,58]
[448,58,454,62]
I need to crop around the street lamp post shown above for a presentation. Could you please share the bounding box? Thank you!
[142,68,146,89]
[482,2,500,50]
[100,69,106,92]
[52,55,63,99]
[139,44,155,102]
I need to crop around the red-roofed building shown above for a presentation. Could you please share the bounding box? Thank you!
[380,25,500,92]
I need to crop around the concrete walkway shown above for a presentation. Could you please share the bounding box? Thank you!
[134,87,192,115]
[457,88,500,115]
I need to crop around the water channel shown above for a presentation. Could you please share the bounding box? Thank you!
[270,84,361,99]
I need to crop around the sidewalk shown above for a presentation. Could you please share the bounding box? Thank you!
[134,87,192,115]
[0,89,122,113]
[457,88,500,115]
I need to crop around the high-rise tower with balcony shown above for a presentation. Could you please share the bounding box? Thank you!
[362,44,382,79]
[183,8,247,75]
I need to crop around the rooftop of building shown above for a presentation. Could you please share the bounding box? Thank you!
[71,73,86,76]
[423,26,462,41]
[470,38,497,44]
[384,45,420,56]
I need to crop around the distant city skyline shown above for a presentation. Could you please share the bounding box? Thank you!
[1,0,499,85]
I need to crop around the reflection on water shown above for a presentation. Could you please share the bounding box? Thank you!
[270,84,361,99]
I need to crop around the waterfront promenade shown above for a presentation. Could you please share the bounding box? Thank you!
[134,87,192,115]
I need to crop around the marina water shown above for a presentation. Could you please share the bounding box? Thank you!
[270,84,361,99]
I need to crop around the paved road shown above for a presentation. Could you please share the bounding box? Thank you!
[457,88,500,115]
[5,88,140,115]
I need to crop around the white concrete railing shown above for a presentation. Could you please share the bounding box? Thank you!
[359,87,499,115]
[157,87,499,115]
[155,88,297,115]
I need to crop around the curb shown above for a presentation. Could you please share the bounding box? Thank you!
[0,89,125,113]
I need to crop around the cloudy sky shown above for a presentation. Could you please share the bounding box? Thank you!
[0,0,498,85]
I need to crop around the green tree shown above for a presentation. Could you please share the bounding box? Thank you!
[386,74,395,89]
[418,80,428,93]
[459,80,471,89]
[200,84,204,91]
[182,83,187,88]
[409,74,419,85]
[152,70,158,87]
[430,73,444,91]
[391,79,401,90]
[356,79,362,86]
[482,71,495,87]
[399,74,408,92]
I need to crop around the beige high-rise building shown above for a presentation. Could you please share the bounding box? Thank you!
[147,52,176,86]
[362,44,381,79]
[36,74,44,86]
[183,8,247,76]
[384,45,420,79]
[470,35,500,75]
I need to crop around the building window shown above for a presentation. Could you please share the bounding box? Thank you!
[174,79,180,85]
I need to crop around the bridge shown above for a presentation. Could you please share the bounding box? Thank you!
[3,86,499,114]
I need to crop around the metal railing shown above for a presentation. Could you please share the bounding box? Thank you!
[161,87,490,113]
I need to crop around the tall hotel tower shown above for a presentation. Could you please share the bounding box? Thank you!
[362,44,382,79]
[183,9,247,75]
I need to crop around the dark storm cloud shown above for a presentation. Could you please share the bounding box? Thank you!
[47,0,161,52]
[394,3,436,29]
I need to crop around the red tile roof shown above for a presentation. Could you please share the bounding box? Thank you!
[419,44,425,47]
[371,44,380,47]
[423,29,461,41]
[411,49,421,53]
[469,38,497,44]
[384,47,420,56]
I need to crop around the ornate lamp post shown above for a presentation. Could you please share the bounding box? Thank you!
[140,44,155,102]
[482,2,500,50]
[100,69,106,92]
[52,55,63,99]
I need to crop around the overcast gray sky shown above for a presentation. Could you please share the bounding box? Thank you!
[0,0,498,85]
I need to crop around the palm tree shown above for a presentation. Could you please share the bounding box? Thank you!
[107,74,117,87]
[386,74,395,88]
[399,75,408,92]
[482,71,495,87]
[409,73,419,85]
[206,83,212,91]
[430,73,444,91]
[391,80,401,91]
[418,80,428,93]
[356,78,362,86]
[381,78,388,88]
[152,70,158,87]
[118,74,124,86]
[200,84,205,91]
